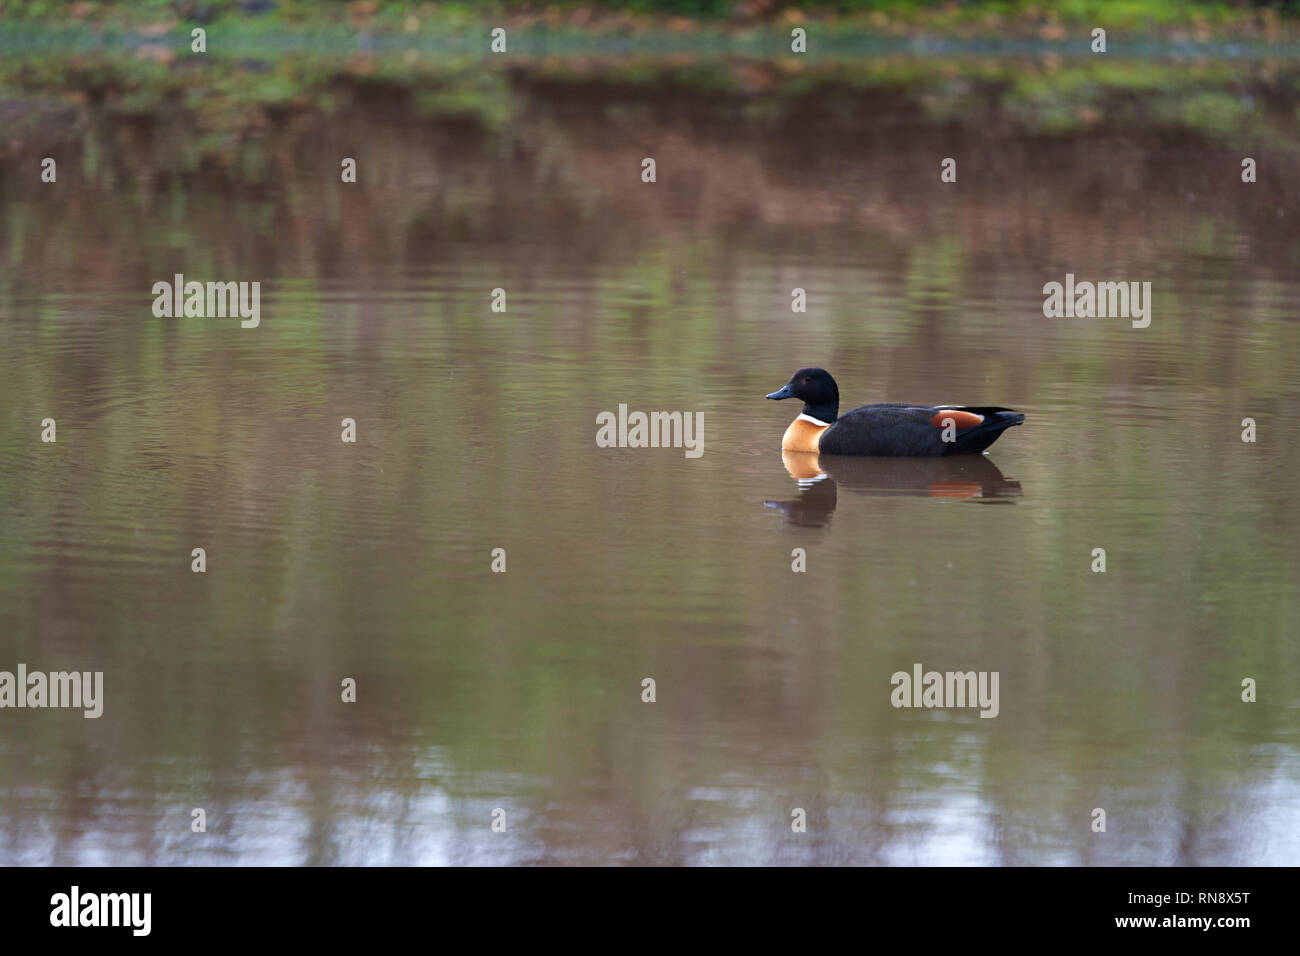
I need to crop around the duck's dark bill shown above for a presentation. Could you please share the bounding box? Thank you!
[765,384,796,400]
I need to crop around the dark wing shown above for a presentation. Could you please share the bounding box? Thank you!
[820,404,1024,457]
[820,404,947,457]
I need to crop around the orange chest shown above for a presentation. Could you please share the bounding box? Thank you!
[781,417,829,453]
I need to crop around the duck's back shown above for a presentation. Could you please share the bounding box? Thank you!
[820,403,1023,457]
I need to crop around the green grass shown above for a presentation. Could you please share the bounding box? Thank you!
[2,0,1298,34]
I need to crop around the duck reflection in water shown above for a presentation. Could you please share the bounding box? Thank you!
[765,451,1023,528]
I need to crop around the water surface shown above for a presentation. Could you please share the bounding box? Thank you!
[1,53,1298,865]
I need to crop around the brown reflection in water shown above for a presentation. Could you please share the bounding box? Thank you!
[767,451,1022,527]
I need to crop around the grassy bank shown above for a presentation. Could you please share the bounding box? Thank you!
[1,0,1299,43]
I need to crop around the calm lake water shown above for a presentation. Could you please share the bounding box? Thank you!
[1,51,1298,864]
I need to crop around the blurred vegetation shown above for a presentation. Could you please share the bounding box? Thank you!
[3,49,1299,158]
[1,0,1300,37]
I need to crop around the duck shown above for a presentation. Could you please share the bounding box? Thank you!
[765,367,1024,457]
